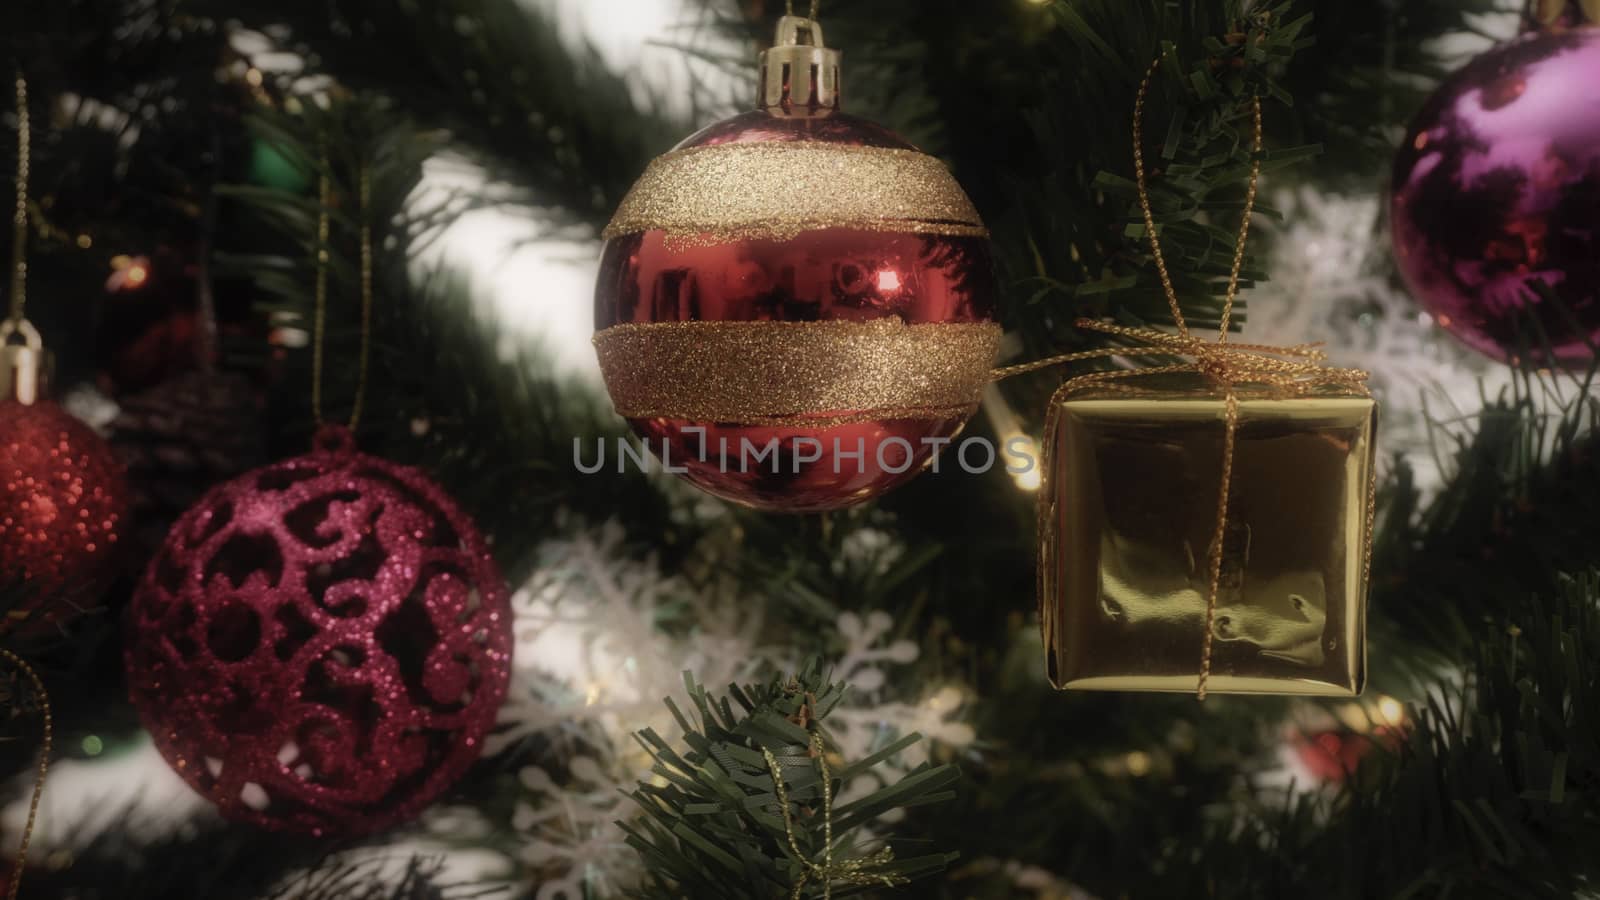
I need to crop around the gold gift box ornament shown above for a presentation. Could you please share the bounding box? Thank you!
[1040,375,1376,696]
[1011,56,1379,699]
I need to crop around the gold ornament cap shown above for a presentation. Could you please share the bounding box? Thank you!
[760,15,841,112]
[0,317,48,405]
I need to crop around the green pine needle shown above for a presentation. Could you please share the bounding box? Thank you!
[624,663,960,900]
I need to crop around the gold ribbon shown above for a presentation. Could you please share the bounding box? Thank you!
[594,319,1001,427]
[601,141,988,249]
[0,650,51,900]
[763,730,905,900]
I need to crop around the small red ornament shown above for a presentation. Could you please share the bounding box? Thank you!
[594,13,999,511]
[1291,724,1405,785]
[0,398,129,614]
[125,427,513,836]
[1292,729,1375,784]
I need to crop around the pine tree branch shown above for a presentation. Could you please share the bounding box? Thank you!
[201,0,682,233]
[2,2,238,388]
[1175,570,1600,898]
[1367,377,1600,689]
[1281,0,1515,183]
[623,663,960,899]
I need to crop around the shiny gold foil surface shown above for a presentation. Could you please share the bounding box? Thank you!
[600,142,988,247]
[1042,376,1377,696]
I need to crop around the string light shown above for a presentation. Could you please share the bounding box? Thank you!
[1374,695,1405,729]
[1334,702,1368,732]
[979,385,1044,492]
[105,254,152,292]
[1333,695,1407,733]
[1124,751,1152,777]
[1011,435,1043,491]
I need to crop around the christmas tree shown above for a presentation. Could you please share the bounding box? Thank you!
[2,0,1599,897]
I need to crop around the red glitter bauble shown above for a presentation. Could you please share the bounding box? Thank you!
[0,399,129,611]
[125,428,513,836]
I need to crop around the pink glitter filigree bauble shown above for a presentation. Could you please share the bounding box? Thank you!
[125,428,513,836]
[1,399,129,616]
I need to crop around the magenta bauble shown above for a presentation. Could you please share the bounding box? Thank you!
[1391,27,1600,366]
[125,428,513,836]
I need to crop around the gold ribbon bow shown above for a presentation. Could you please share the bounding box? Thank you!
[763,731,907,900]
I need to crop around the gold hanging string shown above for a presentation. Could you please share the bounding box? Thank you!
[1130,55,1261,341]
[311,161,330,426]
[763,731,904,900]
[7,73,28,325]
[1,650,52,900]
[354,165,372,428]
[310,158,374,432]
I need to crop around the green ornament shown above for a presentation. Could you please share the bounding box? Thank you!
[248,137,311,193]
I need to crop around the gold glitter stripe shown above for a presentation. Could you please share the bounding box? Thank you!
[593,320,1002,425]
[601,142,988,245]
